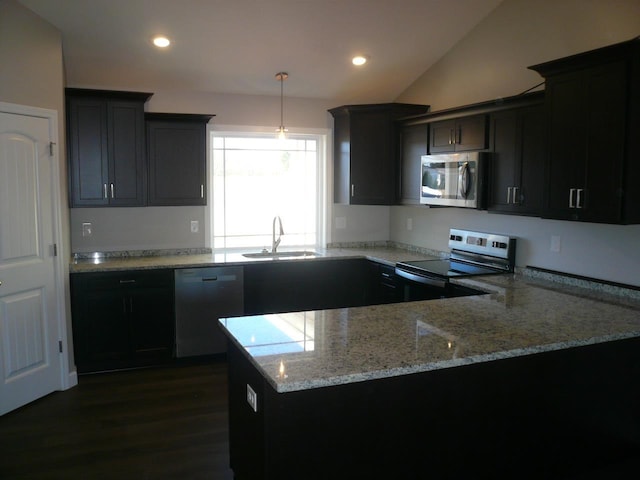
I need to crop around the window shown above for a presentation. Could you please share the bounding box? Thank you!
[210,129,327,251]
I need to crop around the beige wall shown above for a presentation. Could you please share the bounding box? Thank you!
[390,0,640,286]
[0,0,74,369]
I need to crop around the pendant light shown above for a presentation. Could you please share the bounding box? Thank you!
[275,71,288,139]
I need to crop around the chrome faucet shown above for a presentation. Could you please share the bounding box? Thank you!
[272,216,284,253]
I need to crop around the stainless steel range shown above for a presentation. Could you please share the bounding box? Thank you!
[395,229,516,300]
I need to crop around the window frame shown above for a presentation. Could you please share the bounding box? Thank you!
[206,124,331,252]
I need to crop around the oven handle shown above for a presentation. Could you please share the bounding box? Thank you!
[394,268,447,289]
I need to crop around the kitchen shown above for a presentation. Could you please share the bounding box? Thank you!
[1,0,640,477]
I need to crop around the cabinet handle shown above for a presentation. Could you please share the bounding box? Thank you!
[506,187,512,204]
[569,188,576,208]
[110,183,114,199]
[202,277,218,282]
[576,189,584,209]
[457,126,462,145]
[513,187,519,205]
[103,183,108,199]
[449,129,454,145]
[351,184,355,197]
[119,279,136,284]
[200,184,204,198]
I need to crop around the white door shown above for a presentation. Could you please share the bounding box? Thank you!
[0,110,62,415]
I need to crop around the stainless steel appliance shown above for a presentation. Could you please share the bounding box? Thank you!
[420,152,487,208]
[395,228,516,300]
[175,266,244,357]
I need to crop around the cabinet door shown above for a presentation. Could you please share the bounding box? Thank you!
[349,111,394,204]
[488,105,545,215]
[455,115,488,151]
[399,123,429,204]
[517,104,546,214]
[429,120,455,153]
[72,287,130,370]
[147,118,207,206]
[130,285,174,359]
[488,110,518,212]
[68,98,109,206]
[544,71,587,220]
[108,101,146,206]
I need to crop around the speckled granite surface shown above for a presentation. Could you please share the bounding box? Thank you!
[69,246,439,273]
[219,273,640,393]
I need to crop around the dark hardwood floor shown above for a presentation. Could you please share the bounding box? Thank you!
[0,360,234,480]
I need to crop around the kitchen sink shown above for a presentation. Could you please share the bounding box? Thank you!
[242,250,321,259]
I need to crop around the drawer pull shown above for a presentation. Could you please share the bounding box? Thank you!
[202,277,218,282]
[119,279,136,284]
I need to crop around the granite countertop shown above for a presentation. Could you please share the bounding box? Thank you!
[219,273,640,393]
[68,246,441,273]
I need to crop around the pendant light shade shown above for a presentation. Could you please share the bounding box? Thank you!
[276,72,288,139]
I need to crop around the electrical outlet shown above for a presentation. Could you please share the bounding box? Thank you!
[550,235,561,253]
[190,220,199,233]
[246,384,258,412]
[82,222,92,237]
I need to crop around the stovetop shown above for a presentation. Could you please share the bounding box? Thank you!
[396,228,517,281]
[396,258,502,279]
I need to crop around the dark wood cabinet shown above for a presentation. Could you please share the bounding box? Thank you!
[66,89,151,207]
[244,259,370,315]
[366,261,401,304]
[146,113,214,206]
[70,269,174,373]
[488,99,546,215]
[398,122,429,204]
[329,103,429,205]
[429,114,488,153]
[529,37,640,224]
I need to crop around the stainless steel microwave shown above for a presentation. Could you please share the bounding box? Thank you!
[420,152,487,208]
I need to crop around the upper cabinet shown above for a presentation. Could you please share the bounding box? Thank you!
[329,103,429,205]
[529,37,640,224]
[66,88,152,207]
[146,113,214,206]
[487,96,546,215]
[429,115,488,153]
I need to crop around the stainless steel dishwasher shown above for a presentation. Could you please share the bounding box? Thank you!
[175,266,244,357]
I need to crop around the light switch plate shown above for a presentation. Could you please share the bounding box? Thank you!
[82,222,92,237]
[190,220,199,233]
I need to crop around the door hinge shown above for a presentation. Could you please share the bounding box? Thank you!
[58,340,63,353]
[49,142,56,156]
[52,244,58,256]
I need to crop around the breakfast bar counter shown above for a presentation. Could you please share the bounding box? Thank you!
[219,273,640,480]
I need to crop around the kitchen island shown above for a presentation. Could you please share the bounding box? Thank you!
[219,273,640,479]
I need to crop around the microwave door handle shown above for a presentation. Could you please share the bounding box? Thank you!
[459,162,471,198]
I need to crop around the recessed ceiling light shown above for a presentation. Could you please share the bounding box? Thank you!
[153,36,171,48]
[352,55,368,66]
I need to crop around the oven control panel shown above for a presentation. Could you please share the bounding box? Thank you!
[448,229,516,261]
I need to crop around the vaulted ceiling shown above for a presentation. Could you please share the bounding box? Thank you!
[19,0,504,103]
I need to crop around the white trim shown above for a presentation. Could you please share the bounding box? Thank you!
[0,101,76,391]
[208,125,331,249]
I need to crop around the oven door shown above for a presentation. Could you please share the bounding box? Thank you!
[395,268,484,301]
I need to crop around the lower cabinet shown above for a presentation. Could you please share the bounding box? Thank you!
[71,269,174,373]
[243,259,370,315]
